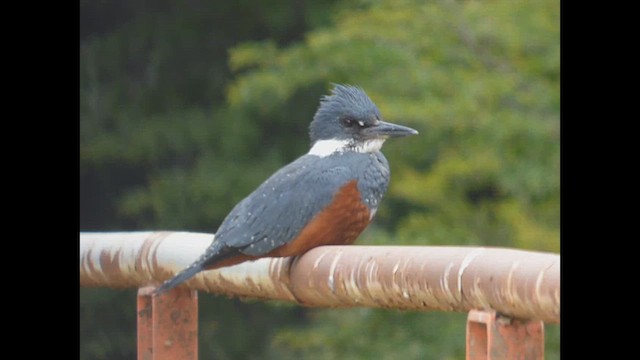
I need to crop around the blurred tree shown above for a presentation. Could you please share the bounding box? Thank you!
[80,0,336,231]
[80,1,336,359]
[80,0,559,358]
[222,0,560,357]
[225,0,559,252]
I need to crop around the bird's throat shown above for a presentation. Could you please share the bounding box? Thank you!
[308,138,386,157]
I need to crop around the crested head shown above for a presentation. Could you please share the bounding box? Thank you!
[308,84,418,157]
[309,84,381,144]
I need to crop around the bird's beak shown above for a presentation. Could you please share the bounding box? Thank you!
[365,120,419,138]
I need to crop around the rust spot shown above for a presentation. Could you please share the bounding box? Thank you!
[136,237,154,273]
[170,309,182,324]
[141,232,174,282]
[203,253,258,270]
[100,248,126,287]
[82,248,97,285]
[269,257,300,303]
[203,272,257,299]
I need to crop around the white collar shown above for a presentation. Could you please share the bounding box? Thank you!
[308,138,385,157]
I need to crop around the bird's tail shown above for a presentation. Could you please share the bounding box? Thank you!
[154,241,229,295]
[154,261,204,295]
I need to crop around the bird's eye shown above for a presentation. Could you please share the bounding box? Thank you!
[342,117,366,128]
[342,117,356,128]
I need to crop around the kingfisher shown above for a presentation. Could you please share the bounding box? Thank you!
[155,84,418,294]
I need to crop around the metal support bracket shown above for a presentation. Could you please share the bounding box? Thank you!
[137,286,198,360]
[466,309,544,360]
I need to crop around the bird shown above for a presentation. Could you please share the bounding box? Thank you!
[154,84,418,295]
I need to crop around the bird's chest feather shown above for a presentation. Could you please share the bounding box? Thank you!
[217,151,391,258]
[356,151,390,218]
[267,179,370,257]
[268,152,390,257]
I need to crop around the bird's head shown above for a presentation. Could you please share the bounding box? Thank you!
[309,84,418,156]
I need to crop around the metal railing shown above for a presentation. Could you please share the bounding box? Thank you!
[80,231,560,359]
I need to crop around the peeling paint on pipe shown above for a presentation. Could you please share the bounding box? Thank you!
[289,246,559,323]
[80,232,559,323]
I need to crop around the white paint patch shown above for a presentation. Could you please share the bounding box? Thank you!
[457,248,485,294]
[535,266,545,302]
[312,250,330,270]
[308,138,386,157]
[441,262,455,302]
[327,250,343,293]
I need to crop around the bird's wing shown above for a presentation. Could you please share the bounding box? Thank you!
[214,155,356,256]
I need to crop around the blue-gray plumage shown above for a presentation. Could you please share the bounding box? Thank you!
[227,151,388,256]
[155,84,418,295]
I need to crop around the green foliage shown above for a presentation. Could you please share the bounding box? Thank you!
[80,0,337,230]
[270,309,468,360]
[225,0,560,254]
[81,0,559,358]
[80,289,137,359]
[222,0,560,358]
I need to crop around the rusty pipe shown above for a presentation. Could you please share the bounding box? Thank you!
[80,231,559,322]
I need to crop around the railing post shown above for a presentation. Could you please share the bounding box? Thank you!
[137,287,154,360]
[466,309,544,360]
[137,286,198,360]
